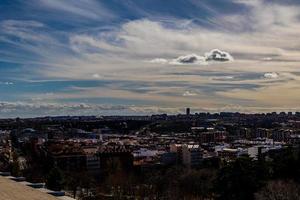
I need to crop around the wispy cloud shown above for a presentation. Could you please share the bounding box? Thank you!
[34,0,115,21]
[1,0,300,116]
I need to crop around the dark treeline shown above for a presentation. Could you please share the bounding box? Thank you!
[7,145,300,200]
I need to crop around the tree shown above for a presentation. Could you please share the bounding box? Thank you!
[79,172,96,198]
[255,180,300,200]
[46,166,64,191]
[216,156,258,200]
[11,152,22,177]
[270,147,299,181]
[65,172,81,199]
[11,160,21,177]
[178,169,216,199]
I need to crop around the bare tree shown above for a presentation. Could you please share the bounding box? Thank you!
[255,180,300,200]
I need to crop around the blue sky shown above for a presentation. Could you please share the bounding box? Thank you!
[1,0,300,117]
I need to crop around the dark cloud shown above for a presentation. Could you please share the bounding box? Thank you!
[172,54,205,64]
[205,49,234,62]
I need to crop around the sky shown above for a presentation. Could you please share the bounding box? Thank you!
[1,0,300,117]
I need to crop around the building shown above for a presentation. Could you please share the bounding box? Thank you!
[182,144,203,168]
[255,128,271,138]
[44,141,89,172]
[186,108,190,116]
[247,145,282,160]
[98,143,134,173]
[271,129,291,142]
[288,134,300,145]
[83,147,101,175]
[217,148,247,160]
[170,144,183,164]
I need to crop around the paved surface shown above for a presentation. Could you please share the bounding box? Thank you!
[0,176,58,200]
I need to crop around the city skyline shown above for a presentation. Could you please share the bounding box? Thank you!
[1,0,300,117]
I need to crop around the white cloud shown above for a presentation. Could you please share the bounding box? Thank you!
[0,82,14,85]
[223,76,234,79]
[183,91,198,96]
[2,100,300,118]
[149,58,169,64]
[92,73,101,79]
[152,49,233,65]
[0,101,184,117]
[262,57,273,61]
[264,72,279,79]
[0,101,123,111]
[5,82,13,85]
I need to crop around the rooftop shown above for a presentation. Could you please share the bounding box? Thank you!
[0,176,59,200]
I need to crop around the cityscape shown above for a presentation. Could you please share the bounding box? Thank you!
[1,0,300,200]
[1,110,300,199]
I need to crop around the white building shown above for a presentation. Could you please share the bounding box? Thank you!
[217,147,247,160]
[247,145,282,160]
